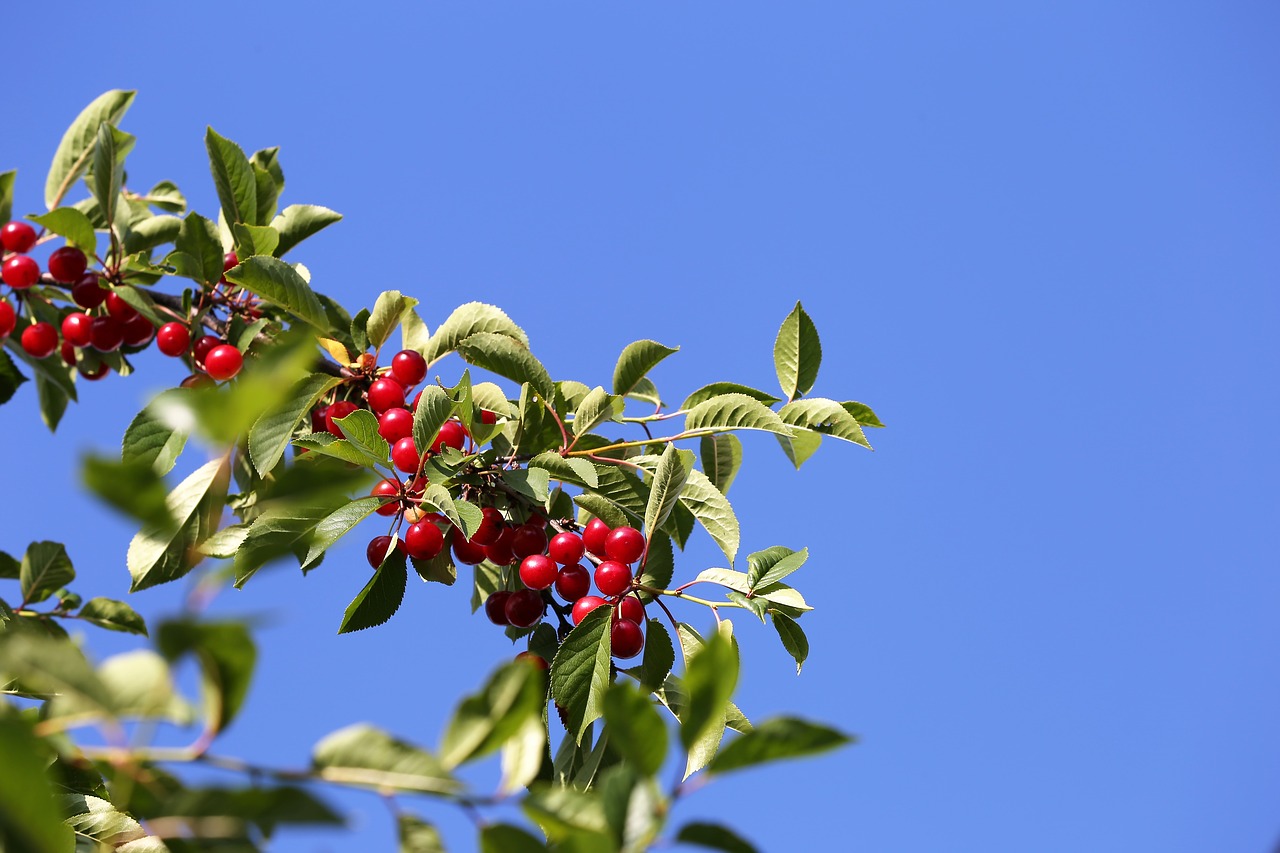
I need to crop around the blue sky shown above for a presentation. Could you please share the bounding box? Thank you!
[2,2,1278,851]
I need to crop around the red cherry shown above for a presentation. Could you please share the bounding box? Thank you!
[71,273,107,309]
[377,407,414,443]
[485,591,513,625]
[192,334,221,365]
[485,534,516,567]
[79,360,109,381]
[610,619,644,658]
[431,420,468,453]
[555,564,591,602]
[0,299,14,338]
[548,532,585,565]
[2,255,40,289]
[583,518,611,558]
[21,322,58,358]
[479,409,497,424]
[404,521,445,560]
[515,651,549,671]
[390,350,426,386]
[452,533,488,566]
[594,560,632,597]
[0,221,37,253]
[122,314,154,347]
[504,589,545,628]
[90,316,124,352]
[47,246,87,284]
[325,400,360,436]
[367,535,395,569]
[519,554,557,590]
[571,595,607,626]
[310,405,329,433]
[180,373,214,390]
[60,340,76,366]
[205,345,243,381]
[222,252,239,274]
[510,524,548,560]
[61,313,93,347]
[371,478,400,516]
[104,294,137,324]
[604,526,645,564]
[156,322,190,356]
[471,506,505,546]
[367,377,406,414]
[391,436,422,473]
[615,595,645,625]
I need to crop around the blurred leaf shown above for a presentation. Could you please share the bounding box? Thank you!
[82,454,173,530]
[522,785,609,840]
[77,598,148,636]
[20,541,75,606]
[159,786,342,836]
[628,618,673,693]
[680,629,738,755]
[644,444,692,538]
[550,606,613,744]
[205,127,258,225]
[779,398,871,449]
[0,714,74,852]
[28,208,95,254]
[312,724,459,794]
[699,434,742,495]
[8,337,77,403]
[248,373,343,475]
[127,456,229,592]
[157,619,256,734]
[770,612,809,674]
[122,397,189,475]
[366,290,419,352]
[142,179,186,213]
[398,813,445,853]
[423,301,528,365]
[271,204,342,257]
[707,717,851,774]
[456,332,554,401]
[440,660,545,768]
[612,339,678,398]
[0,170,13,223]
[0,349,28,406]
[50,650,191,725]
[679,382,781,411]
[0,550,18,579]
[499,715,547,797]
[684,393,793,439]
[90,123,135,228]
[479,824,546,853]
[223,256,329,330]
[675,822,760,853]
[338,549,407,634]
[0,634,114,714]
[602,684,667,777]
[773,301,821,401]
[45,89,135,209]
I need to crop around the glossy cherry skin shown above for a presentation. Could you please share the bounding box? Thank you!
[371,478,400,516]
[156,322,190,356]
[391,436,422,474]
[47,246,87,284]
[390,349,426,386]
[71,273,107,308]
[377,407,413,443]
[484,591,513,625]
[104,291,138,322]
[431,420,468,453]
[471,506,505,546]
[452,534,488,566]
[60,340,77,366]
[325,401,360,436]
[404,520,445,560]
[610,619,644,658]
[367,535,396,569]
[367,377,406,414]
[479,409,497,424]
[548,532,585,565]
[0,299,14,338]
[510,524,548,560]
[555,564,591,602]
[122,314,154,347]
[61,313,93,347]
[21,322,58,358]
[485,531,516,567]
[594,560,632,597]
[571,595,607,626]
[504,589,545,628]
[2,255,40,289]
[204,345,243,381]
[583,517,611,558]
[89,316,124,352]
[519,554,557,590]
[615,595,645,625]
[192,334,221,365]
[604,526,645,564]
[0,221,37,253]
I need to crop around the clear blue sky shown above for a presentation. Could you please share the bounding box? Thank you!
[3,2,1278,851]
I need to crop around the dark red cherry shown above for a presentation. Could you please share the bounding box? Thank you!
[404,521,445,560]
[504,589,545,628]
[122,314,155,347]
[89,316,124,352]
[204,345,243,381]
[377,407,413,443]
[548,532,585,565]
[555,564,591,602]
[471,506,505,546]
[104,291,139,322]
[615,595,645,625]
[610,619,644,658]
[452,533,488,566]
[371,478,400,517]
[47,246,87,284]
[594,560,632,597]
[0,299,14,338]
[367,535,396,569]
[192,334,221,365]
[391,436,422,473]
[71,273,107,308]
[519,554,557,590]
[510,524,548,560]
[367,377,406,414]
[485,591,513,625]
[431,420,468,453]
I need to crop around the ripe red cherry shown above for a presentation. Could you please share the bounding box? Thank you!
[325,400,359,436]
[310,405,329,433]
[367,535,395,569]
[104,291,139,322]
[371,478,400,516]
[71,273,107,308]
[519,554,557,590]
[471,507,505,547]
[571,595,607,626]
[485,532,516,567]
[610,619,644,658]
[60,340,76,366]
[2,255,40,289]
[21,322,58,358]
[604,526,645,564]
[367,377,406,414]
[47,246,87,284]
[220,252,238,282]
[515,651,549,671]
[452,533,488,566]
[61,313,93,347]
[122,314,155,347]
[548,532,585,565]
[0,299,14,338]
[404,520,445,560]
[504,589,545,628]
[583,518,611,557]
[615,595,645,625]
[479,409,497,424]
[510,524,548,560]
[377,407,413,443]
[391,436,422,473]
[390,349,426,386]
[192,334,221,365]
[0,221,37,253]
[484,591,513,625]
[90,316,124,352]
[594,561,632,597]
[156,322,190,356]
[205,345,243,381]
[431,420,468,453]
[79,361,109,381]
[555,564,591,602]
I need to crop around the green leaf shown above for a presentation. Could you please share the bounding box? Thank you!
[366,290,420,352]
[842,400,886,428]
[312,724,458,794]
[81,454,173,530]
[572,386,623,437]
[634,618,674,692]
[142,179,186,213]
[773,301,822,401]
[635,460,739,565]
[412,549,457,586]
[504,467,551,504]
[550,606,614,744]
[0,714,75,853]
[776,428,823,469]
[499,715,548,797]
[19,542,75,606]
[0,550,19,579]
[398,814,445,853]
[421,486,483,540]
[27,208,95,254]
[335,408,391,465]
[32,372,68,432]
[771,612,809,674]
[205,127,258,225]
[779,398,872,449]
[480,824,547,853]
[158,785,342,835]
[401,307,431,353]
[90,123,135,228]
[522,785,609,839]
[224,256,330,330]
[411,385,453,459]
[679,630,739,756]
[252,164,280,226]
[122,398,189,475]
[707,717,851,774]
[644,444,693,538]
[675,822,760,853]
[680,382,781,412]
[248,373,343,475]
[233,498,350,585]
[292,433,377,467]
[231,222,280,259]
[423,301,529,365]
[45,89,136,209]
[157,619,256,733]
[456,332,554,401]
[440,660,544,768]
[0,634,114,712]
[7,337,77,403]
[0,170,13,224]
[338,549,408,634]
[602,684,667,776]
[684,393,793,439]
[271,204,343,257]
[0,348,28,406]
[77,598,148,636]
[613,340,678,398]
[301,497,389,569]
[574,493,629,529]
[530,452,599,489]
[746,546,808,590]
[50,650,191,725]
[699,433,742,495]
[122,213,182,255]
[127,456,229,592]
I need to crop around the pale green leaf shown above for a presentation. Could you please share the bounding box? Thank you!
[779,397,872,449]
[424,302,529,365]
[613,340,678,397]
[205,127,258,225]
[684,393,793,438]
[27,208,95,254]
[773,301,821,401]
[699,433,742,495]
[367,290,420,352]
[45,89,135,209]
[271,204,343,257]
[644,444,692,537]
[127,457,229,592]
[312,724,459,794]
[223,256,329,329]
[456,332,554,401]
[707,717,851,774]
